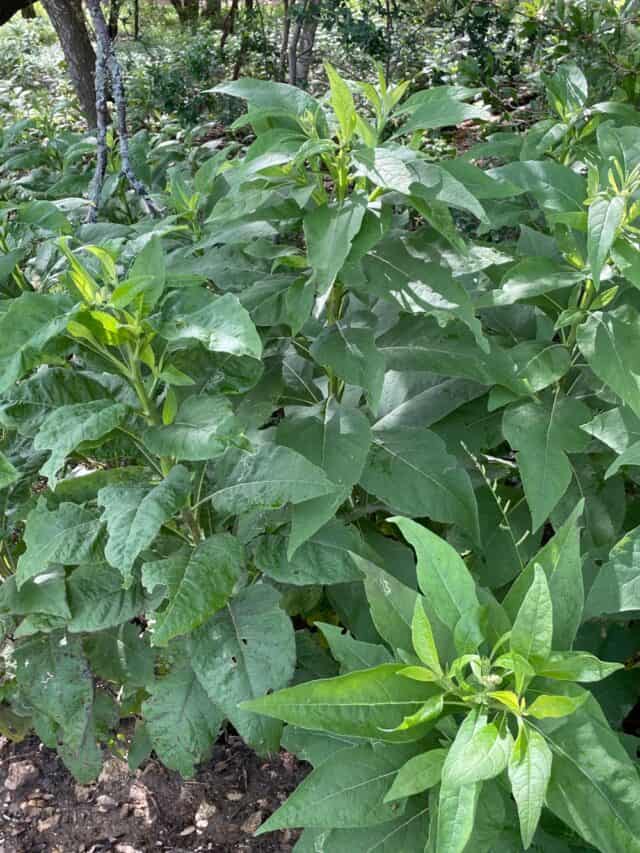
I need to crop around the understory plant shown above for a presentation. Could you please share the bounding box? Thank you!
[1,61,640,852]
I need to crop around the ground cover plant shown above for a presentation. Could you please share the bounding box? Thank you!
[2,3,640,851]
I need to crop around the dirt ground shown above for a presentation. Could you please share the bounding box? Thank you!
[0,734,308,853]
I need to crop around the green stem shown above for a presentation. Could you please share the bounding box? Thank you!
[567,277,595,349]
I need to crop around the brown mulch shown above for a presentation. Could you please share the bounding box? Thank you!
[0,734,309,853]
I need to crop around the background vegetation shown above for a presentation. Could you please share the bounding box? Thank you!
[3,2,640,851]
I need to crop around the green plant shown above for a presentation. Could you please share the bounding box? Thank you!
[2,62,640,853]
[246,517,628,851]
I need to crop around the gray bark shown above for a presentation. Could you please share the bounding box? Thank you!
[85,0,158,221]
[42,0,98,128]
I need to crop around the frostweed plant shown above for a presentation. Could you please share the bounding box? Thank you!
[1,62,640,852]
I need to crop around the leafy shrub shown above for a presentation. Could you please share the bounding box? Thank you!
[1,63,640,852]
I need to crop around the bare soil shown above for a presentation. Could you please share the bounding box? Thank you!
[0,734,308,853]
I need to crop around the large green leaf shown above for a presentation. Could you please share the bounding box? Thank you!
[361,238,486,347]
[587,196,625,288]
[34,399,128,485]
[540,692,640,853]
[17,499,104,589]
[151,534,243,646]
[159,289,262,360]
[504,502,584,650]
[489,161,585,214]
[255,521,363,586]
[0,451,18,489]
[0,293,72,393]
[392,517,479,635]
[508,726,552,850]
[189,583,296,753]
[396,87,491,133]
[243,662,441,741]
[310,323,385,411]
[142,661,223,776]
[259,742,412,833]
[67,561,145,632]
[276,400,371,554]
[295,800,430,852]
[511,565,553,660]
[304,198,367,294]
[0,367,121,436]
[143,394,241,461]
[503,395,589,533]
[585,525,640,619]
[0,572,70,619]
[316,622,393,673]
[578,308,640,419]
[210,444,337,516]
[384,748,447,802]
[475,257,584,308]
[15,633,101,782]
[98,465,191,586]
[361,428,480,541]
[355,554,417,653]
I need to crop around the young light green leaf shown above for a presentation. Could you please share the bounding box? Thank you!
[411,598,442,675]
[532,651,623,682]
[98,465,191,587]
[325,62,356,143]
[436,782,481,853]
[511,565,553,661]
[152,534,243,646]
[442,721,513,787]
[384,748,447,802]
[503,501,584,651]
[527,692,587,719]
[392,517,479,634]
[588,196,626,288]
[112,235,166,312]
[387,693,445,732]
[508,725,552,849]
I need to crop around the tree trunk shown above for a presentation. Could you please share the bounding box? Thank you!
[205,0,222,27]
[169,0,198,25]
[42,0,97,128]
[85,0,158,221]
[108,0,122,38]
[133,0,139,38]
[279,0,290,82]
[219,0,238,57]
[295,0,319,88]
[232,0,253,79]
[0,0,38,25]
